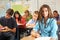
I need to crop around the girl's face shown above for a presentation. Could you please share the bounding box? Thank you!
[32,13,38,20]
[42,8,48,18]
[53,12,58,17]
[25,13,29,16]
[15,14,19,18]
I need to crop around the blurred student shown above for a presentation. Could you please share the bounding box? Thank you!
[53,10,60,40]
[53,10,60,24]
[26,11,38,36]
[53,10,59,21]
[13,11,26,40]
[23,10,32,22]
[31,4,58,40]
[0,8,17,40]
[14,11,26,28]
[26,11,38,28]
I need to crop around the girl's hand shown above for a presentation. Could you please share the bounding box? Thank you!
[50,38,56,40]
[31,30,40,38]
[36,33,40,38]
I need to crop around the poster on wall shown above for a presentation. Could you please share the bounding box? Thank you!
[11,0,30,15]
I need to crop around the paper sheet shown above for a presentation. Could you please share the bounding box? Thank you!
[35,37,51,40]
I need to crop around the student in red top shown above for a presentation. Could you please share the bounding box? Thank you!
[13,11,26,28]
[13,11,26,40]
[21,15,26,28]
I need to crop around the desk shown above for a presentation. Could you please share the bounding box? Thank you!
[21,36,51,40]
[21,36,35,40]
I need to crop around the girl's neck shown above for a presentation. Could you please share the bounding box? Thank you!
[44,17,48,24]
[44,17,48,20]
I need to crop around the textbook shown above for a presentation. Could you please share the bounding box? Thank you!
[35,37,51,40]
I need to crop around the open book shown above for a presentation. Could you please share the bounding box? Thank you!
[35,37,51,40]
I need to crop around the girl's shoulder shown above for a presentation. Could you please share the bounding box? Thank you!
[49,18,56,21]
[48,18,57,24]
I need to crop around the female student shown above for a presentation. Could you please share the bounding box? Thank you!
[53,10,60,40]
[31,4,58,40]
[13,11,26,40]
[53,10,59,21]
[26,11,38,36]
[26,11,38,28]
[23,10,32,22]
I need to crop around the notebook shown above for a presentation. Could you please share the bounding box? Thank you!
[35,37,51,40]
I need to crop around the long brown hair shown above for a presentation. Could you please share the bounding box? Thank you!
[24,10,30,16]
[38,4,53,24]
[14,11,22,21]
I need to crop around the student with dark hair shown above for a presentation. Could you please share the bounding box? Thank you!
[53,10,59,20]
[14,11,22,25]
[53,10,60,40]
[31,4,58,40]
[0,8,17,40]
[13,11,26,40]
[14,11,26,28]
[13,11,22,40]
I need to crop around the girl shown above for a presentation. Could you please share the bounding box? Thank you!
[31,4,58,40]
[26,11,38,28]
[14,11,26,28]
[13,11,26,40]
[23,10,32,22]
[26,11,38,36]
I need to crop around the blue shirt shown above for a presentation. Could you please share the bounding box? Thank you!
[27,19,36,24]
[33,18,58,38]
[26,19,36,28]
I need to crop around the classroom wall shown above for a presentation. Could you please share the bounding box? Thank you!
[0,0,60,17]
[30,0,60,14]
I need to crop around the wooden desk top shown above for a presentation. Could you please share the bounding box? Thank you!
[21,36,35,40]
